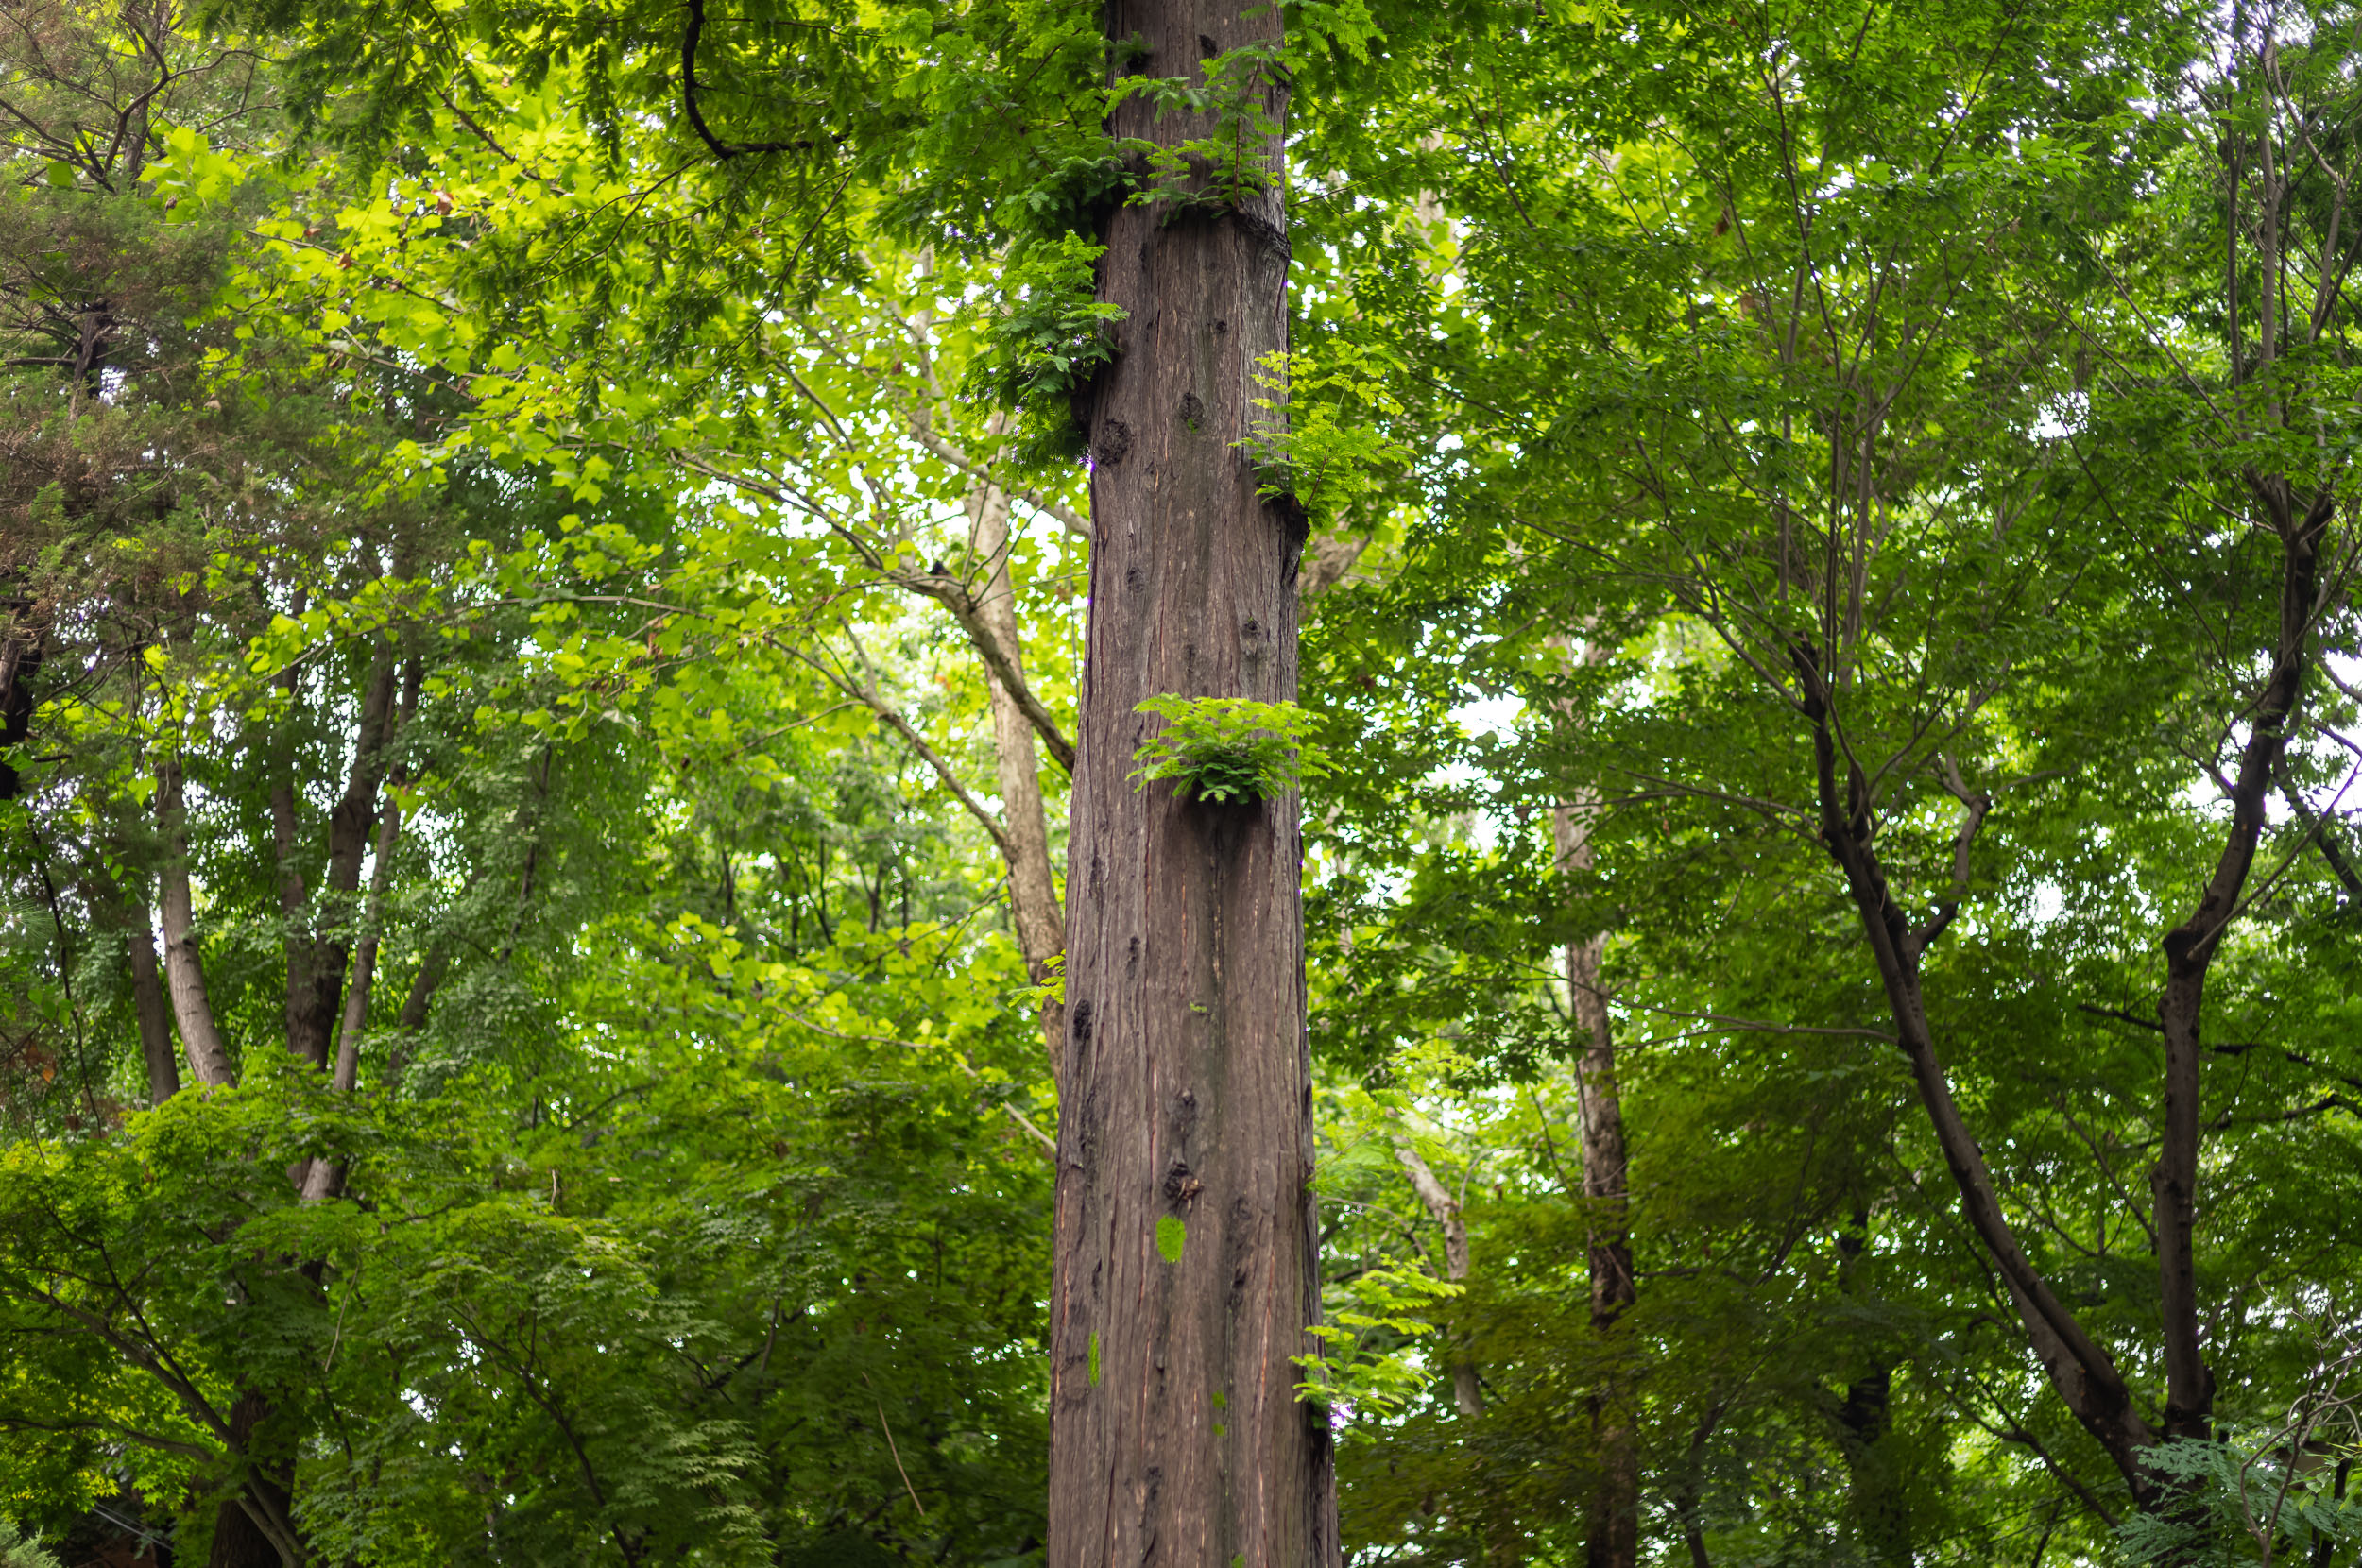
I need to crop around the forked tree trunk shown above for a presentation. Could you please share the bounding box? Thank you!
[274,640,398,1069]
[1049,0,1338,1562]
[209,1391,300,1568]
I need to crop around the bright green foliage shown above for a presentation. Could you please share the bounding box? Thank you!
[1155,1215,1187,1264]
[1278,0,2362,1559]
[1129,696,1329,805]
[2117,1428,2362,1566]
[0,1522,60,1568]
[1297,1263,1463,1420]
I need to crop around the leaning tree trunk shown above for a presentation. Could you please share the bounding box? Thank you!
[1048,1,1338,1563]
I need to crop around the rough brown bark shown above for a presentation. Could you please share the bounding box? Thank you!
[1393,1136,1481,1417]
[966,436,1069,1074]
[157,757,236,1088]
[1048,1,1337,1562]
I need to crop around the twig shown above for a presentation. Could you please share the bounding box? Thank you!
[864,1375,928,1517]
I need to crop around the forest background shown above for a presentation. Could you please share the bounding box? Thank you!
[3,0,2361,1562]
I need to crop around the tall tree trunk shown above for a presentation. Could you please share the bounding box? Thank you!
[302,655,419,1201]
[1551,632,1637,1568]
[157,769,305,1564]
[966,431,1068,1075]
[157,757,235,1088]
[125,887,180,1104]
[1049,2,1337,1563]
[1553,791,1636,1568]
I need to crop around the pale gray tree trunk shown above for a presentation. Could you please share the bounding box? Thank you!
[965,426,1068,1075]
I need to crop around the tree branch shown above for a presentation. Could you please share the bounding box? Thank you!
[680,0,814,160]
[798,639,1012,858]
[906,425,1091,539]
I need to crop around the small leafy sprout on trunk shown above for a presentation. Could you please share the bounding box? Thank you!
[1156,1214,1188,1263]
[1128,695,1327,804]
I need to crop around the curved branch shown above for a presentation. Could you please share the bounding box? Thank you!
[908,572,1077,774]
[906,425,1092,539]
[681,0,814,160]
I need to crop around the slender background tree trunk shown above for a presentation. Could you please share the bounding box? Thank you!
[1394,1137,1481,1417]
[127,906,181,1106]
[1549,632,1637,1568]
[966,435,1069,1074]
[1049,0,1338,1561]
[158,758,236,1088]
[1553,788,1636,1568]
